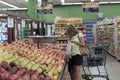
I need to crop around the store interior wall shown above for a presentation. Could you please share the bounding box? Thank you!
[10,3,120,23]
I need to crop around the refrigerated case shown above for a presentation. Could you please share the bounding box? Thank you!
[14,19,33,40]
[24,20,33,37]
[0,20,8,43]
[46,23,54,36]
[17,19,24,40]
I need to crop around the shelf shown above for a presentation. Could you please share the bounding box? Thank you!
[108,51,116,57]
[55,22,82,24]
[58,44,67,47]
[57,38,68,40]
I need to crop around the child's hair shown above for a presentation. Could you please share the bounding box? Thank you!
[65,24,79,40]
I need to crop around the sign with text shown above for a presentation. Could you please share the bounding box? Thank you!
[36,3,53,14]
[83,2,99,12]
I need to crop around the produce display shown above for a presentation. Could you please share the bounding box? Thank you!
[0,39,66,80]
[0,61,53,80]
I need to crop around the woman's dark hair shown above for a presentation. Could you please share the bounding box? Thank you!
[65,25,79,40]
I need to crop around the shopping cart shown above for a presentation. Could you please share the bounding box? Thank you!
[82,44,109,80]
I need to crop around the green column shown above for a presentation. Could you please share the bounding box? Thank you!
[28,0,37,18]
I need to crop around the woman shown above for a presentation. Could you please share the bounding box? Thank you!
[65,25,85,80]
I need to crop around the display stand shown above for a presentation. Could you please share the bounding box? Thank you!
[95,19,120,60]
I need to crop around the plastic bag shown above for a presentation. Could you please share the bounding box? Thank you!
[66,41,72,58]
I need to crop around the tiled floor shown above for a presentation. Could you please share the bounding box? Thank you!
[62,54,120,80]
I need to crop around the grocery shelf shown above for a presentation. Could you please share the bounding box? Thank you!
[57,38,68,40]
[108,51,116,57]
[58,44,67,47]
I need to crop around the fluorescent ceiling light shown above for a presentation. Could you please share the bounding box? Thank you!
[99,2,109,4]
[25,0,28,1]
[0,8,27,10]
[110,1,120,3]
[0,0,19,8]
[62,3,83,5]
[98,1,120,4]
[74,3,83,5]
[91,0,95,2]
[61,0,65,3]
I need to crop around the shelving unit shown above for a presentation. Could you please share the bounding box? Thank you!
[54,17,83,47]
[83,21,96,43]
[0,18,8,43]
[115,22,120,59]
[96,20,116,57]
[16,19,25,40]
[24,20,32,37]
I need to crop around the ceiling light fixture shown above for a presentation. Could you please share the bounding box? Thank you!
[109,1,120,3]
[91,0,95,2]
[62,1,120,5]
[25,0,28,1]
[61,0,65,4]
[0,0,19,8]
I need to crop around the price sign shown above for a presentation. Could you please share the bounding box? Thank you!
[83,2,99,12]
[36,3,53,14]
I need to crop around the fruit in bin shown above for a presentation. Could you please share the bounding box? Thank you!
[1,61,9,70]
[38,67,43,73]
[39,72,46,80]
[0,71,10,80]
[0,57,5,63]
[25,62,34,69]
[31,64,40,70]
[3,42,8,46]
[9,74,19,80]
[16,68,26,76]
[44,74,53,80]
[22,73,30,80]
[0,48,3,53]
[20,59,30,67]
[30,72,38,80]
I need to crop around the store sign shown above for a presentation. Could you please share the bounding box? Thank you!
[36,2,53,14]
[83,2,99,12]
[7,16,14,28]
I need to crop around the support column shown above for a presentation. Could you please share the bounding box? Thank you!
[28,0,37,18]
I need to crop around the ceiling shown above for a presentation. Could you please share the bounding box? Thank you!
[0,0,120,10]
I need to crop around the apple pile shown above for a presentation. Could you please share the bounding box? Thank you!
[0,61,54,80]
[0,39,66,79]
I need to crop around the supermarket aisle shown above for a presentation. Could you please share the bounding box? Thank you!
[62,54,120,80]
[106,54,120,80]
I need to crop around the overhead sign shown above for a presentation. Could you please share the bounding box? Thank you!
[36,2,53,14]
[83,2,99,12]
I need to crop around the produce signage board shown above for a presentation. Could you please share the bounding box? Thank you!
[83,2,99,12]
[36,2,53,14]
